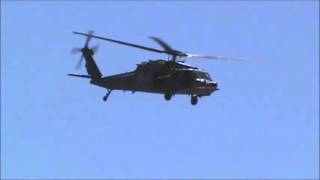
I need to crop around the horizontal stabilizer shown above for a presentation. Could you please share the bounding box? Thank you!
[68,74,92,79]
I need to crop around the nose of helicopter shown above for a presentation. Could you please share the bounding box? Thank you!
[209,81,219,90]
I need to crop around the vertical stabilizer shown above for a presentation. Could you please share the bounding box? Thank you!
[71,31,102,79]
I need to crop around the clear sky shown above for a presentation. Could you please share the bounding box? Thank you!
[1,1,319,179]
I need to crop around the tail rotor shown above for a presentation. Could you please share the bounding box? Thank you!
[71,30,99,69]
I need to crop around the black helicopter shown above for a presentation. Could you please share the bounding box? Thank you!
[70,31,247,105]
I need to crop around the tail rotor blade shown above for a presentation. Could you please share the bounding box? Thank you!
[75,54,84,69]
[92,44,99,54]
[84,30,94,47]
[70,47,82,54]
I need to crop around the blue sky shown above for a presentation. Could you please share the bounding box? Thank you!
[1,1,319,179]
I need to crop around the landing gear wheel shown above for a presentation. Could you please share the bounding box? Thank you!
[164,93,172,101]
[103,96,107,101]
[191,95,198,105]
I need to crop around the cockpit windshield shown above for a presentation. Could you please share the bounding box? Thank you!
[198,72,212,80]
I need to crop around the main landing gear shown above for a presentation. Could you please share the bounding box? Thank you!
[164,93,198,105]
[191,95,198,105]
[103,89,112,102]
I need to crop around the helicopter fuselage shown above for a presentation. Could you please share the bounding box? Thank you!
[90,60,218,97]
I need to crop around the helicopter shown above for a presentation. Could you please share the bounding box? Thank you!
[70,31,249,105]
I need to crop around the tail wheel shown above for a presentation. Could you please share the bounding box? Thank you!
[191,95,198,105]
[164,93,172,101]
[102,89,112,102]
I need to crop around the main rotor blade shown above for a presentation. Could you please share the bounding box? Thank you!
[149,36,173,52]
[186,53,258,62]
[73,31,165,54]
